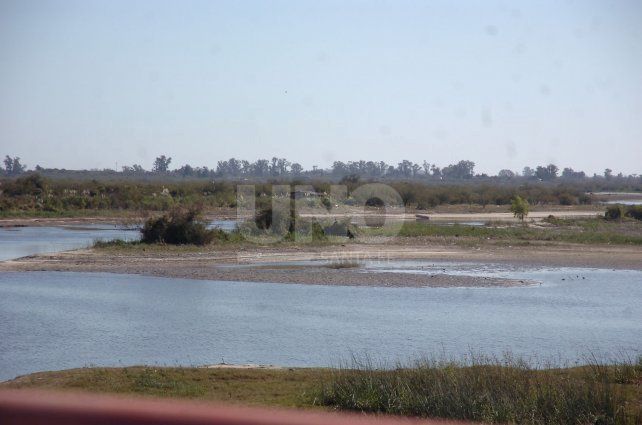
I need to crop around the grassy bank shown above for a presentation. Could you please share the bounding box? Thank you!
[91,216,642,253]
[0,367,328,408]
[365,217,642,246]
[3,357,640,424]
[318,356,642,424]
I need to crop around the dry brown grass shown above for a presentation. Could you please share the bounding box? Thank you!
[0,367,329,408]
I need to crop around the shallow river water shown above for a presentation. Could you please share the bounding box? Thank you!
[0,222,238,262]
[1,264,640,381]
[0,225,139,261]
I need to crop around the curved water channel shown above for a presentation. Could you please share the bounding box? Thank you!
[0,221,237,262]
[0,226,641,381]
[0,225,139,262]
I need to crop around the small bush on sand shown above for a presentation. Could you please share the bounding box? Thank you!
[510,195,529,222]
[141,207,221,245]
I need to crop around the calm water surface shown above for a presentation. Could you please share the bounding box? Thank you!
[1,265,640,381]
[0,226,139,261]
[603,200,642,205]
[208,220,237,231]
[0,221,239,262]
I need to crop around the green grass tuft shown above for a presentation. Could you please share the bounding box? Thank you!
[315,355,642,424]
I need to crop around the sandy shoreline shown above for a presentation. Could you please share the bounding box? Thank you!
[2,240,641,288]
[2,210,641,288]
[0,249,531,288]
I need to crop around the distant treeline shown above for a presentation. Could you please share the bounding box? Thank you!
[3,154,640,183]
[2,172,641,214]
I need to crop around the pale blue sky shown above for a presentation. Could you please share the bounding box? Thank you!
[1,0,641,174]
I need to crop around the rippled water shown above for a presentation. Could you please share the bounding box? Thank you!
[1,264,640,381]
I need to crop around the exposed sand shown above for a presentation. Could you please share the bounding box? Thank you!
[0,216,141,228]
[203,363,283,370]
[299,210,601,223]
[2,206,639,289]
[2,239,641,288]
[0,206,603,228]
[0,250,531,288]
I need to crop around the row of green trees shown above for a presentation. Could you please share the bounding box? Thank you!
[140,157,639,182]
[4,153,639,182]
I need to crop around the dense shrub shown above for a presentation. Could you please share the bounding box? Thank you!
[625,205,642,221]
[324,219,358,238]
[558,192,578,205]
[243,202,357,241]
[605,205,623,220]
[253,203,296,235]
[2,173,47,196]
[141,208,220,245]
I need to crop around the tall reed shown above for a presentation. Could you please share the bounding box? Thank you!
[315,354,642,424]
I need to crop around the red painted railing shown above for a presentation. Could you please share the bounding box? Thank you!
[0,389,469,425]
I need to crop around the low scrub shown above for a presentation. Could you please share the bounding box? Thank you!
[316,355,642,424]
[367,220,642,245]
[605,204,642,221]
[625,205,642,220]
[605,205,624,220]
[5,173,641,216]
[240,204,356,242]
[141,208,223,245]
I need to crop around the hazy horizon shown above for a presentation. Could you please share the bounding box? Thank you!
[1,0,641,175]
